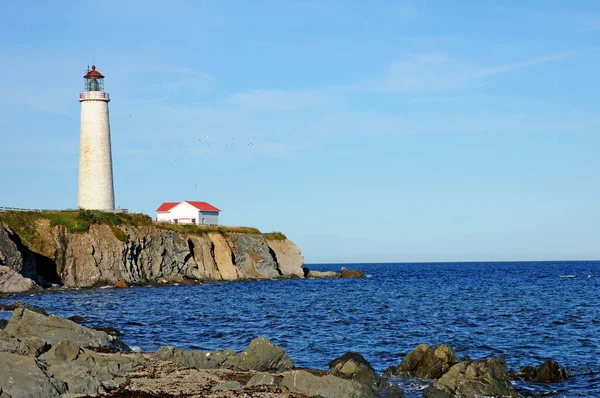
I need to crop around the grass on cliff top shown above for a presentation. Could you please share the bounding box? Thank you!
[154,223,261,236]
[264,232,287,241]
[0,210,278,247]
[0,210,153,247]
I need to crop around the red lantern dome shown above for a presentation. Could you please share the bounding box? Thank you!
[84,65,104,79]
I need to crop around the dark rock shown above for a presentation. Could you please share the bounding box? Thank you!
[422,357,518,398]
[93,325,122,336]
[340,267,366,278]
[4,308,129,352]
[0,320,6,330]
[153,345,236,369]
[212,381,242,391]
[459,354,471,362]
[222,337,294,372]
[510,358,571,383]
[328,352,379,386]
[282,369,376,398]
[0,351,67,397]
[246,372,277,387]
[380,384,405,398]
[384,343,457,380]
[67,316,87,324]
[302,267,311,278]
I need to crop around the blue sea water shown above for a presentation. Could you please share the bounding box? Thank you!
[1,261,599,397]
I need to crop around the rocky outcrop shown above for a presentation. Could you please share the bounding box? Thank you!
[153,345,236,369]
[422,357,518,398]
[0,266,40,293]
[328,352,379,386]
[0,352,67,398]
[267,239,305,278]
[509,358,571,383]
[3,308,129,352]
[340,267,366,278]
[0,220,305,290]
[384,343,457,380]
[281,370,376,398]
[222,336,294,372]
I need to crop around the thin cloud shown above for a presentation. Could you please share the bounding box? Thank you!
[373,48,597,94]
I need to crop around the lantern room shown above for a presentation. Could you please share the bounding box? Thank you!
[83,65,105,92]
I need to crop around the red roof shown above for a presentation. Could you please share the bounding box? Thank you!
[185,201,221,212]
[156,202,179,212]
[84,65,104,78]
[156,201,221,213]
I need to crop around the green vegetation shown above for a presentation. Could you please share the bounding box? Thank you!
[0,210,154,247]
[264,232,287,241]
[155,223,261,237]
[0,209,274,247]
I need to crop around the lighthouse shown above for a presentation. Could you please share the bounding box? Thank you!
[78,65,115,211]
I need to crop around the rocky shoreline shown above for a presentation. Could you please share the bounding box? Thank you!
[0,304,572,398]
[0,219,365,294]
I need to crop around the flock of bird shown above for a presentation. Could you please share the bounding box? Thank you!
[168,136,259,162]
[125,113,259,164]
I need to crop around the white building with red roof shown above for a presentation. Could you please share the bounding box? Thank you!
[156,201,221,225]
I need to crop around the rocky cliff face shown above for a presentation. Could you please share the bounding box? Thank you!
[0,220,304,292]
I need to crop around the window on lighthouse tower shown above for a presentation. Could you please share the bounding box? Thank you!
[83,66,105,92]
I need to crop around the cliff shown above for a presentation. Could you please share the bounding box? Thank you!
[0,211,304,293]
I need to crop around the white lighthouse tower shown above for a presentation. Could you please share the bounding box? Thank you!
[78,65,115,210]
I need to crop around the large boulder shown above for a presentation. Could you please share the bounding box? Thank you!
[308,270,339,278]
[340,267,366,278]
[39,342,145,394]
[385,343,457,380]
[509,358,571,383]
[422,357,518,398]
[282,369,376,398]
[266,239,304,278]
[153,345,236,369]
[328,352,379,386]
[3,308,129,352]
[0,351,67,398]
[222,337,294,372]
[0,266,40,293]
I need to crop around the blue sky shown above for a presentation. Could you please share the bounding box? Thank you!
[1,1,599,263]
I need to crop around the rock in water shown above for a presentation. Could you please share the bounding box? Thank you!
[340,267,366,278]
[0,351,67,398]
[422,357,518,398]
[3,308,129,352]
[0,266,40,293]
[385,343,457,380]
[282,370,376,398]
[222,336,294,372]
[510,358,571,383]
[308,270,339,278]
[328,352,379,386]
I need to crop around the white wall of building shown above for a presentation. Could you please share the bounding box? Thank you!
[156,202,219,225]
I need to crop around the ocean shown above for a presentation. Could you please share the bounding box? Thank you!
[1,261,599,397]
